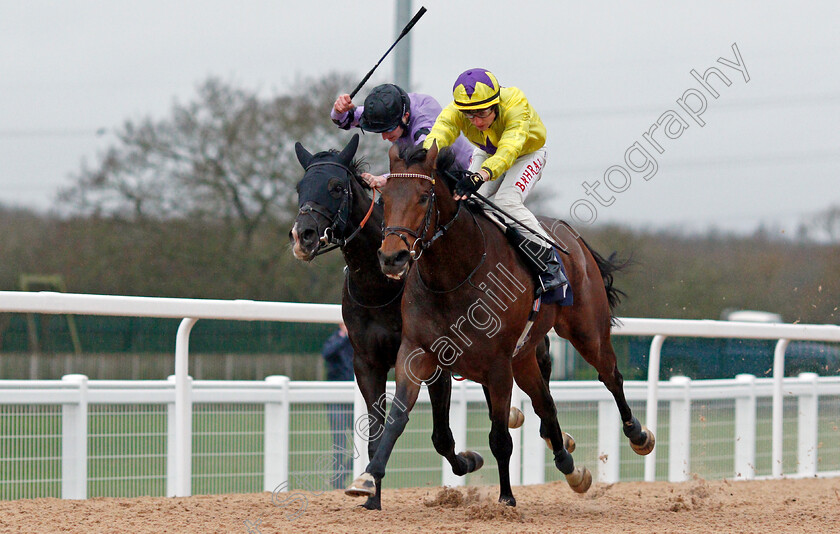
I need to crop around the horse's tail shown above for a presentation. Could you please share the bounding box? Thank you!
[578,236,631,324]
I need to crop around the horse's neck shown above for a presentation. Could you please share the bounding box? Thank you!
[341,194,394,291]
[418,198,487,290]
[342,225,382,275]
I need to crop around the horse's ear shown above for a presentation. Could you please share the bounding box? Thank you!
[295,142,314,169]
[425,140,439,170]
[388,143,401,169]
[338,134,360,165]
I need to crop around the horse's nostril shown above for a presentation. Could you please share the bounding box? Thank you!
[379,249,411,267]
[300,228,317,244]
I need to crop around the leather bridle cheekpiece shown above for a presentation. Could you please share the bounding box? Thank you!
[382,171,462,261]
[297,160,375,256]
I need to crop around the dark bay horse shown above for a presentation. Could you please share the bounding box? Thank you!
[290,135,488,509]
[356,143,654,506]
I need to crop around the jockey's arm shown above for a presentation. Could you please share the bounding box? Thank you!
[361,172,388,188]
[483,96,532,179]
[423,104,464,152]
[331,94,363,130]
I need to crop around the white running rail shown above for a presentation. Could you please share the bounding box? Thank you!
[2,291,839,494]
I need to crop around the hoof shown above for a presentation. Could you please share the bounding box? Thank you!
[499,494,517,507]
[563,432,576,453]
[565,466,592,494]
[345,472,376,497]
[544,432,576,453]
[630,426,655,456]
[508,407,524,429]
[458,450,484,473]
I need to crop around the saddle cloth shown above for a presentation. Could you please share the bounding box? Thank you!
[541,250,573,306]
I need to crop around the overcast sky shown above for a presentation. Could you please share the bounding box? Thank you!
[1,1,838,235]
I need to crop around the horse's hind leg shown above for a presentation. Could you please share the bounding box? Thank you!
[568,331,654,455]
[537,335,552,386]
[512,352,591,493]
[534,338,576,452]
[426,372,484,476]
[535,337,551,442]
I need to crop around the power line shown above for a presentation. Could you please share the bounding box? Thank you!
[559,150,840,175]
[0,128,108,139]
[541,93,840,120]
[3,93,838,138]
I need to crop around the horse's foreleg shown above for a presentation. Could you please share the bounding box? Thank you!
[357,348,435,499]
[347,361,388,510]
[427,372,484,477]
[485,373,517,506]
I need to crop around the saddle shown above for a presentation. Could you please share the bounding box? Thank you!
[468,202,573,307]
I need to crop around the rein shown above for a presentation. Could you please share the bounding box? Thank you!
[345,268,405,309]
[298,161,378,257]
[442,169,569,256]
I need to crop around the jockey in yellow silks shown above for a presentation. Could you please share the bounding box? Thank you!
[423,68,566,293]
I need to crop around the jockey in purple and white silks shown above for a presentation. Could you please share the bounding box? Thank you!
[423,68,567,294]
[331,84,473,187]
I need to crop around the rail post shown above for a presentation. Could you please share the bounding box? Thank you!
[797,372,819,477]
[264,375,291,492]
[668,376,692,482]
[61,374,88,499]
[173,317,197,496]
[734,374,757,480]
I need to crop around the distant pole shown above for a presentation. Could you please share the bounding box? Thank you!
[394,0,413,90]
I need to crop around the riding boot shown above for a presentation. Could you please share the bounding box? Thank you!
[505,227,568,293]
[533,243,568,293]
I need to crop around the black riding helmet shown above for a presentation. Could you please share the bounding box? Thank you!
[359,84,410,133]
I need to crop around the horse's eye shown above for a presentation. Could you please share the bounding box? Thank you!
[328,179,345,199]
[418,194,430,205]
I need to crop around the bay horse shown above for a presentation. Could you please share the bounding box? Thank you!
[354,143,654,506]
[291,134,508,509]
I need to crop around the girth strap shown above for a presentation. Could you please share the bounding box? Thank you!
[513,295,542,356]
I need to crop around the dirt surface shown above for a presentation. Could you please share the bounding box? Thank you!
[1,477,838,533]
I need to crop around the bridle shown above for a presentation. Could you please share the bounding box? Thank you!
[382,171,463,261]
[383,168,489,293]
[297,160,377,257]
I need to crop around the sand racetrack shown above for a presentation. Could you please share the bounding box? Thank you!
[0,477,838,533]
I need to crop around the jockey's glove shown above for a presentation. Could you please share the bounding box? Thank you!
[454,171,484,198]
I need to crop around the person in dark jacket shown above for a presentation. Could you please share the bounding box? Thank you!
[321,323,354,488]
[331,83,473,187]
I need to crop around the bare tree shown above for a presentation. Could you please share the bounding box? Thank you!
[58,73,370,248]
[810,205,840,243]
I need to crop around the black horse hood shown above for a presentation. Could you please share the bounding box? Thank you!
[295,135,360,227]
